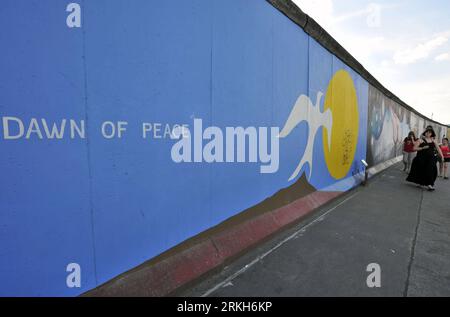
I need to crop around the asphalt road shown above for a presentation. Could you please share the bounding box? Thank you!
[180,163,450,297]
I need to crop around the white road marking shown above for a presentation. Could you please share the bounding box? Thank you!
[201,191,361,297]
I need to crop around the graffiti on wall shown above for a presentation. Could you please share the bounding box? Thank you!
[0,0,446,297]
[367,86,413,166]
[366,84,448,168]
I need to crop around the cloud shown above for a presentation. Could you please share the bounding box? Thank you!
[291,0,450,124]
[393,36,448,65]
[392,75,450,124]
[293,0,400,29]
[292,0,334,30]
[435,53,450,62]
[334,3,400,25]
[332,7,370,24]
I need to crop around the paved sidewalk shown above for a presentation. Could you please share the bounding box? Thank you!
[180,164,450,297]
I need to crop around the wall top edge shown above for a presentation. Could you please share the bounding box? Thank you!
[267,0,449,128]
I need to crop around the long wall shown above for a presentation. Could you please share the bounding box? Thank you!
[0,0,448,296]
[367,85,447,167]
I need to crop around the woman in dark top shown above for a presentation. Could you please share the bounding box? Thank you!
[406,127,443,191]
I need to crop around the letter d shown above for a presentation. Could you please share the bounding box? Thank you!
[3,117,24,140]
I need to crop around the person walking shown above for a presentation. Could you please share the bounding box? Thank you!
[439,138,450,179]
[402,131,417,173]
[406,127,444,191]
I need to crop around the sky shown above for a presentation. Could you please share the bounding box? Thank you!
[292,0,450,125]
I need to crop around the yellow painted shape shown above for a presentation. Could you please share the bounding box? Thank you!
[323,70,359,179]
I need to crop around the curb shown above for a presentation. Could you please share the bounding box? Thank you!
[84,191,342,297]
[368,156,403,178]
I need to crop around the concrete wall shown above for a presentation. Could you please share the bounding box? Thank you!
[367,85,448,168]
[0,0,448,296]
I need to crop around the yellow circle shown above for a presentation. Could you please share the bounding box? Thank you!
[322,70,359,180]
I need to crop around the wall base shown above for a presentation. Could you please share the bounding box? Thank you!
[83,190,342,297]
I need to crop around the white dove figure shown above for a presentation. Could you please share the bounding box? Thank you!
[279,91,333,181]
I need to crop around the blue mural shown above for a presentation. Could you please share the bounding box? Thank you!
[1,0,440,296]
